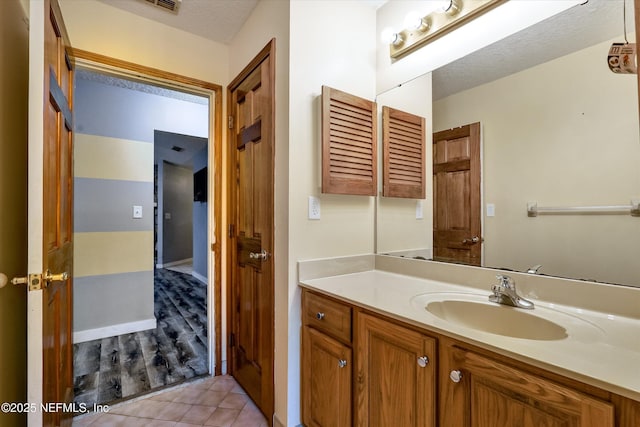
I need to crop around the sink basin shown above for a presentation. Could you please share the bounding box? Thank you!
[411,292,604,342]
[426,300,567,340]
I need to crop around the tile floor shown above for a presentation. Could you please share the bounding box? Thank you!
[72,375,267,427]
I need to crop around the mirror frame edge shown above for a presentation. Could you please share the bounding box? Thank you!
[636,0,639,119]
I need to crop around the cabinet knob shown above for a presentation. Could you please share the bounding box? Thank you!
[450,370,463,383]
[417,356,429,368]
[316,312,325,320]
[338,359,347,368]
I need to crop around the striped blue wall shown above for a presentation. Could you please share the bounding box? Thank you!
[73,76,208,342]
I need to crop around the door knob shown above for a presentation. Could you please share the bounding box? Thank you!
[0,272,30,288]
[249,249,269,261]
[462,236,481,244]
[0,273,44,291]
[44,270,68,283]
[417,356,429,368]
[450,370,463,383]
[0,270,67,291]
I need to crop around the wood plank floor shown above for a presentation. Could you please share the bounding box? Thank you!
[73,268,208,407]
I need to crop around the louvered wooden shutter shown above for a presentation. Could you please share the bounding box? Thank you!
[322,86,377,196]
[382,106,426,199]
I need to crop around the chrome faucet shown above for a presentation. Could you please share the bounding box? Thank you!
[489,274,534,309]
[527,264,542,274]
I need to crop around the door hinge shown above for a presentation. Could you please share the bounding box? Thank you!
[229,333,235,347]
[228,115,234,129]
[228,224,235,238]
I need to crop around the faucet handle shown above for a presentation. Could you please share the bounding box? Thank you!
[495,274,515,289]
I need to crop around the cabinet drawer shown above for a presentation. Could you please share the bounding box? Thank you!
[303,291,352,343]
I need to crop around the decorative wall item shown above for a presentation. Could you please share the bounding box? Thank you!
[382,106,426,199]
[322,86,377,196]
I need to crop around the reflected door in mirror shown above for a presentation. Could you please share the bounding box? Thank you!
[433,123,481,266]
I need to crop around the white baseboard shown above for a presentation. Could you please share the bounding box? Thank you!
[73,317,157,343]
[192,271,207,284]
[159,258,193,268]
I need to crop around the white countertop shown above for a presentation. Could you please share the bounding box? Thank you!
[300,268,640,402]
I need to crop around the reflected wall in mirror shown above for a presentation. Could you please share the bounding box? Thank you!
[376,0,640,288]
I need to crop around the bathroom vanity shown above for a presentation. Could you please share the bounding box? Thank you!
[299,255,640,427]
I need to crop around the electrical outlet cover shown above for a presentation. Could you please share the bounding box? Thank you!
[415,200,424,219]
[308,196,321,220]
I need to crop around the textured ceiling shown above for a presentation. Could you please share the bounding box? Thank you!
[95,0,259,44]
[75,68,209,104]
[433,0,635,100]
[92,1,631,103]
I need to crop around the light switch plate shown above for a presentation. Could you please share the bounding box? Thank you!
[486,203,495,217]
[133,205,143,219]
[308,196,321,220]
[416,200,424,219]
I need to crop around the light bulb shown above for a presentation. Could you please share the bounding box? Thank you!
[380,27,403,46]
[404,11,426,31]
[441,0,461,16]
[437,0,453,12]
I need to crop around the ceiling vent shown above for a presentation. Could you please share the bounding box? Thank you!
[143,0,181,13]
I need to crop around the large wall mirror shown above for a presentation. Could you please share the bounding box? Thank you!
[376,0,640,288]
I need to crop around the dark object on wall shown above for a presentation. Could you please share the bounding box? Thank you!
[194,166,207,202]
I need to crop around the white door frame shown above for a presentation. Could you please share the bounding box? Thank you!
[27,2,46,423]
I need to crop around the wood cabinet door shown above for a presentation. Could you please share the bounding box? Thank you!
[356,313,436,427]
[440,344,614,427]
[302,327,352,427]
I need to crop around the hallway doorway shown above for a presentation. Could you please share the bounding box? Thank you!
[69,51,223,407]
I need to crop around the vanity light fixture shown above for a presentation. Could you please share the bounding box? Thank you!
[441,0,462,16]
[388,0,507,60]
[381,27,404,47]
[404,11,429,33]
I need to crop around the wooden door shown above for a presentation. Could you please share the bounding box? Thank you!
[433,122,481,266]
[228,41,275,423]
[356,313,436,427]
[27,0,75,426]
[440,342,614,427]
[302,327,352,427]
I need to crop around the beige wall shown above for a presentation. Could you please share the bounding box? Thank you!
[434,36,640,286]
[375,74,433,254]
[286,1,377,424]
[59,0,229,84]
[0,0,29,425]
